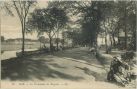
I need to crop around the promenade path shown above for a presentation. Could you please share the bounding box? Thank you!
[1,47,135,89]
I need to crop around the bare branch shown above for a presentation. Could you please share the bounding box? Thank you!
[13,1,23,23]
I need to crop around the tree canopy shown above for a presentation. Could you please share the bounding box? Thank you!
[27,6,68,51]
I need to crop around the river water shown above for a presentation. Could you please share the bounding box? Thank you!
[1,49,38,60]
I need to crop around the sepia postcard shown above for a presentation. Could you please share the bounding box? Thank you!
[0,0,136,89]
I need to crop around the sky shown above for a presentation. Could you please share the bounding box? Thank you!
[1,1,48,40]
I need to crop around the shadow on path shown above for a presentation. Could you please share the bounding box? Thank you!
[54,48,93,62]
[53,48,103,69]
[75,66,107,81]
[2,57,83,81]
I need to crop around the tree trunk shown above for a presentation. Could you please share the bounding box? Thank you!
[110,36,113,47]
[57,40,59,51]
[21,21,25,56]
[22,30,25,55]
[124,3,127,50]
[112,34,116,47]
[95,33,98,47]
[105,34,108,54]
[56,32,59,51]
[49,36,53,52]
[40,42,41,49]
[117,28,120,48]
[103,19,108,54]
[101,36,103,44]
[125,29,127,49]
[62,39,64,48]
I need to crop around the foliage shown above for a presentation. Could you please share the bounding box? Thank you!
[27,6,68,51]
[114,1,136,50]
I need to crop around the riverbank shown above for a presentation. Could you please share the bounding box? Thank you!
[1,43,41,51]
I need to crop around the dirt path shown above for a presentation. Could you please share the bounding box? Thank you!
[1,47,135,89]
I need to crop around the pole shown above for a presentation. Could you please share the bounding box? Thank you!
[0,4,2,88]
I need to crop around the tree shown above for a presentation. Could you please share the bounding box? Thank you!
[38,36,47,48]
[79,1,113,48]
[97,1,136,52]
[12,1,36,55]
[47,7,68,50]
[27,5,68,51]
[114,1,136,50]
[64,30,82,47]
[126,2,136,51]
[27,8,54,51]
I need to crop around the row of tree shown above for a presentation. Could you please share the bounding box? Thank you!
[58,1,136,53]
[2,1,136,56]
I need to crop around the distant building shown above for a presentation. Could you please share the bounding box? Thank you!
[97,34,112,46]
[118,31,132,49]
[118,31,132,44]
